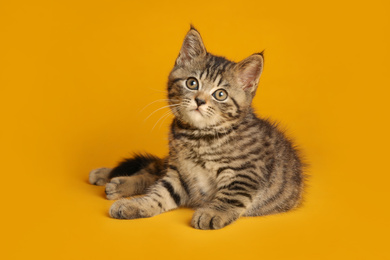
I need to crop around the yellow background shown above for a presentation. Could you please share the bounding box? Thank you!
[1,0,389,259]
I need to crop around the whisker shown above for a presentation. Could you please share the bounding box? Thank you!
[151,110,173,132]
[145,87,167,94]
[139,99,179,113]
[158,108,178,130]
[144,104,180,122]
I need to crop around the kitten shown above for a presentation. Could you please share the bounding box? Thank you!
[89,27,305,230]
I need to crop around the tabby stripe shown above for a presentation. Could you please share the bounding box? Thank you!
[258,168,288,207]
[169,165,190,196]
[249,170,267,186]
[208,63,217,81]
[225,186,247,191]
[152,198,163,209]
[236,174,260,185]
[226,112,240,120]
[279,189,300,209]
[265,158,275,174]
[175,117,240,135]
[246,170,262,182]
[206,147,263,162]
[204,64,211,79]
[211,204,229,212]
[171,123,186,140]
[218,180,257,192]
[168,78,183,92]
[216,197,245,208]
[220,191,252,200]
[217,76,223,86]
[199,137,258,159]
[216,162,256,177]
[173,126,235,141]
[199,148,235,157]
[236,133,259,147]
[209,156,266,165]
[160,180,181,206]
[260,166,271,182]
[211,68,220,82]
[207,153,248,162]
[220,61,230,73]
[170,78,184,85]
[242,122,260,132]
[249,147,263,155]
[234,192,253,200]
[197,134,241,155]
[230,123,258,142]
[168,164,178,172]
[234,132,260,144]
[262,188,298,215]
[208,63,217,80]
[281,188,301,208]
[152,191,163,198]
[205,67,210,79]
[199,70,206,79]
[228,180,257,190]
[239,137,259,149]
[230,97,241,114]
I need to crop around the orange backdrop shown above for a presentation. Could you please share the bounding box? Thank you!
[1,0,389,259]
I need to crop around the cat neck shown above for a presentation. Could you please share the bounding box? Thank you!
[171,107,256,138]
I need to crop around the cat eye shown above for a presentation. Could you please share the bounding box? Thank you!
[212,89,228,101]
[186,77,199,90]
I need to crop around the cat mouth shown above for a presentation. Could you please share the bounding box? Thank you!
[192,108,204,116]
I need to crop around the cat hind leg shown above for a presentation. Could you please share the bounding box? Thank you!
[89,167,112,186]
[108,153,166,179]
[105,171,162,200]
[90,153,167,199]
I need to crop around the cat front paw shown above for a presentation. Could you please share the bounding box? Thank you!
[89,167,111,186]
[191,208,239,230]
[105,177,127,200]
[109,199,152,219]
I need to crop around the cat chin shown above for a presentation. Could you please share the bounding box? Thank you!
[184,110,214,129]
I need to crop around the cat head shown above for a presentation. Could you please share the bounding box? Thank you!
[168,27,264,129]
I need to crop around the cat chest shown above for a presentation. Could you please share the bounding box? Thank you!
[171,139,233,202]
[177,156,218,203]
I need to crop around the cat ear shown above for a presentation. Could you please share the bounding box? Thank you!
[176,27,207,66]
[235,52,264,95]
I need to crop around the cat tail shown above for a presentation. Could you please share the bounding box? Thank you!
[109,153,167,179]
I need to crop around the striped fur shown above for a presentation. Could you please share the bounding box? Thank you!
[89,28,305,229]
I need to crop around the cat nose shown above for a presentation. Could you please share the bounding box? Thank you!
[195,97,206,107]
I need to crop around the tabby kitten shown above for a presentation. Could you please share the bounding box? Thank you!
[89,27,304,230]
